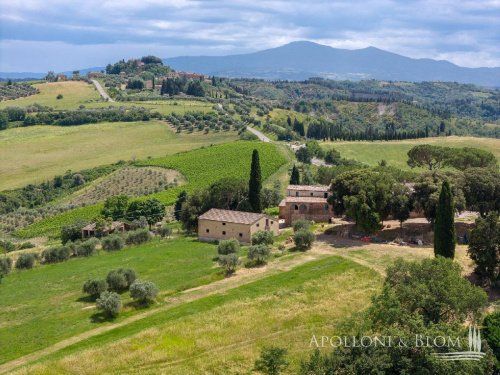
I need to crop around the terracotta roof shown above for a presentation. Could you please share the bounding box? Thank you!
[198,208,266,225]
[287,185,330,191]
[279,197,329,206]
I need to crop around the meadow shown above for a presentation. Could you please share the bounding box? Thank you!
[16,141,288,238]
[9,256,380,374]
[0,238,222,365]
[0,121,237,190]
[321,136,500,170]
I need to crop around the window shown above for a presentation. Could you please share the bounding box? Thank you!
[294,204,299,210]
[206,228,210,233]
[271,221,274,224]
[239,233,243,237]
[324,204,329,211]
[222,231,226,235]
[324,192,328,198]
[310,192,313,196]
[296,192,299,197]
[256,223,260,227]
[222,222,226,226]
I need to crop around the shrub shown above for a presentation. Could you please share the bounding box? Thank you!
[83,279,108,299]
[252,230,274,245]
[0,239,16,253]
[56,94,63,99]
[483,311,500,364]
[125,228,152,245]
[101,235,125,251]
[61,221,88,244]
[42,246,71,264]
[217,239,240,255]
[0,257,13,277]
[293,230,315,251]
[218,253,239,276]
[75,237,100,257]
[106,268,136,292]
[96,291,122,317]
[247,244,271,266]
[15,253,36,269]
[130,280,159,305]
[254,346,289,375]
[19,242,35,250]
[157,226,172,238]
[292,219,312,233]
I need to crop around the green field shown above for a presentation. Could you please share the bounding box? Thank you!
[0,81,214,115]
[0,121,237,190]
[0,238,222,365]
[16,141,288,238]
[10,256,380,374]
[322,136,500,170]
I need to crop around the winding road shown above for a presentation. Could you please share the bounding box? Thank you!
[91,79,114,102]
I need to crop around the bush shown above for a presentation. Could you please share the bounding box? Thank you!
[130,280,159,305]
[75,237,100,257]
[292,219,312,233]
[19,242,35,250]
[218,253,239,276]
[15,253,36,269]
[61,221,88,244]
[0,257,12,276]
[101,235,125,251]
[0,239,16,253]
[125,228,152,245]
[83,279,108,299]
[106,268,136,292]
[217,239,240,255]
[483,311,500,364]
[254,346,289,375]
[56,94,63,99]
[157,226,172,238]
[96,291,122,317]
[293,230,315,251]
[247,244,271,266]
[252,230,274,245]
[41,246,71,264]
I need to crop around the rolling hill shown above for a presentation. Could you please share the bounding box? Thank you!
[165,41,500,87]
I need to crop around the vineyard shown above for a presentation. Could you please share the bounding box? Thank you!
[16,141,288,238]
[67,167,184,206]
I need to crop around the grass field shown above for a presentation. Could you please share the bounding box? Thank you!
[16,141,288,238]
[321,136,500,170]
[12,256,380,374]
[0,81,214,116]
[0,238,223,365]
[0,121,238,190]
[0,81,101,109]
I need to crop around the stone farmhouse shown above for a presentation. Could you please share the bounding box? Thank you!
[81,221,126,239]
[279,185,333,226]
[198,208,279,245]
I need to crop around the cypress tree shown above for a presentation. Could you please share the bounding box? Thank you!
[290,164,300,185]
[434,180,456,259]
[248,149,262,212]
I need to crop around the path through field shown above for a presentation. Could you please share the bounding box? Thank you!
[91,79,114,102]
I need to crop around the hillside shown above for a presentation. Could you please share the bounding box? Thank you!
[165,41,500,86]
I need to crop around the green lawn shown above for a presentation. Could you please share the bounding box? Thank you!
[16,141,288,238]
[322,136,500,170]
[0,121,237,190]
[0,238,222,365]
[17,256,380,374]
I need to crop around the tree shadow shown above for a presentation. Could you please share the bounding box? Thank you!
[90,312,116,323]
[76,295,95,303]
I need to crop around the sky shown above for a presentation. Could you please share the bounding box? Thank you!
[1,0,499,72]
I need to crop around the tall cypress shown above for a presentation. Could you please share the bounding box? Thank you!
[248,149,262,212]
[290,164,300,185]
[434,180,456,259]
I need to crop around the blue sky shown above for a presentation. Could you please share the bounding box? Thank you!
[1,0,499,72]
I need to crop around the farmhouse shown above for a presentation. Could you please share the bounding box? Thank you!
[198,208,279,245]
[279,185,333,226]
[81,221,126,238]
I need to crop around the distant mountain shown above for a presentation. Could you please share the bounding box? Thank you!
[0,67,104,80]
[164,41,500,87]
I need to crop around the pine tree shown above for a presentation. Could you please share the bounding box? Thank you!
[290,165,300,185]
[248,149,262,213]
[434,180,456,259]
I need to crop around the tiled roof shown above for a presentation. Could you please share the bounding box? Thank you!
[279,197,329,206]
[287,185,330,191]
[198,208,266,225]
